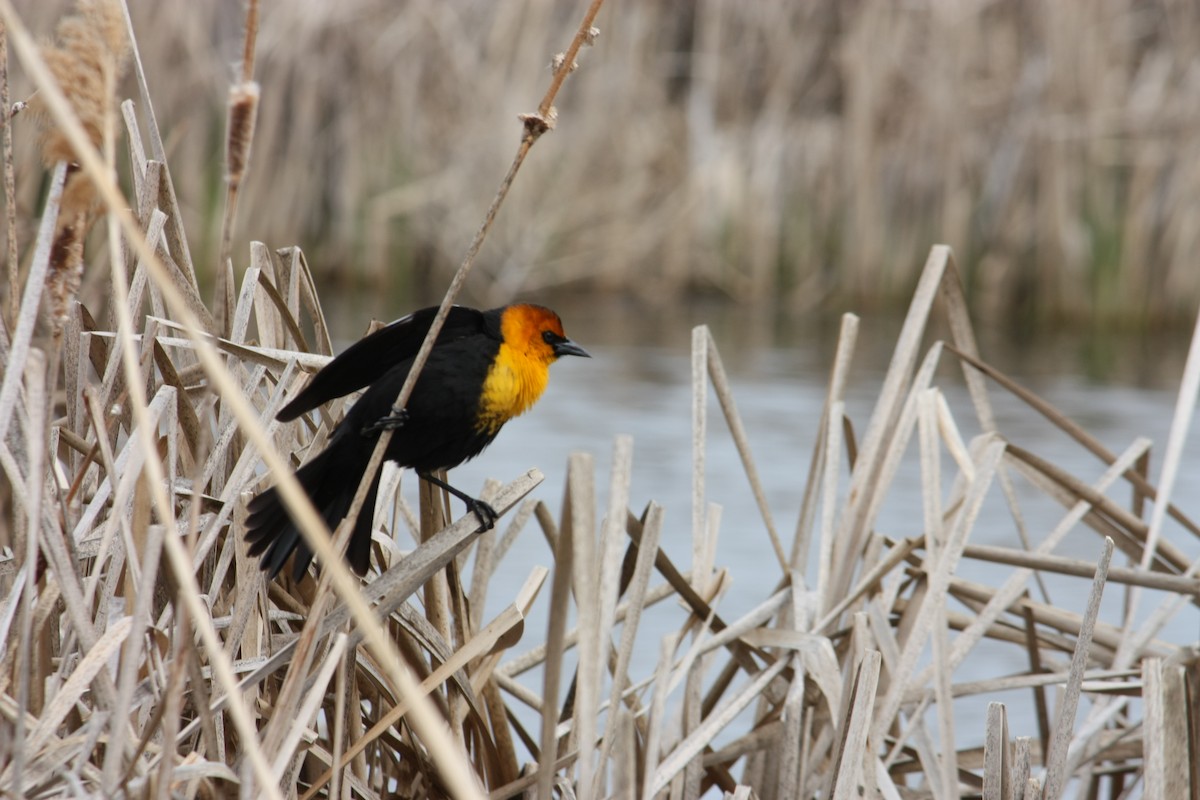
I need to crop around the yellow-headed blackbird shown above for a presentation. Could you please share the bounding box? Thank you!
[245,303,588,579]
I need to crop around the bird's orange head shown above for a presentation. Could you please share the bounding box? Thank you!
[476,304,589,434]
[498,304,590,364]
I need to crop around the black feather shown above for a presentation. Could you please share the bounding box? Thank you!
[276,305,489,422]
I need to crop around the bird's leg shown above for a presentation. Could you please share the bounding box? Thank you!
[418,472,498,532]
[361,406,410,437]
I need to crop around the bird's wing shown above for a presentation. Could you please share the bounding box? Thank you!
[276,305,488,421]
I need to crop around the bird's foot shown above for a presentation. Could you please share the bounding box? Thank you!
[361,406,409,437]
[418,471,498,532]
[466,497,498,533]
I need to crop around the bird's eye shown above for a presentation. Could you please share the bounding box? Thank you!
[542,330,556,344]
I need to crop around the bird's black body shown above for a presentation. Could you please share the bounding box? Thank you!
[245,303,587,580]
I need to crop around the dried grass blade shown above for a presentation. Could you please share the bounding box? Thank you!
[853,342,943,568]
[944,575,1158,658]
[152,235,216,335]
[690,588,790,661]
[119,99,145,194]
[872,437,1005,743]
[945,343,1200,541]
[132,160,159,240]
[582,435,634,784]
[815,536,920,634]
[100,508,165,793]
[792,312,858,571]
[595,503,665,787]
[625,509,772,686]
[118,0,194,281]
[501,578,680,680]
[469,567,549,687]
[1011,736,1033,793]
[595,435,633,666]
[1,22,15,330]
[225,500,261,664]
[932,600,957,797]
[641,632,681,799]
[692,326,708,579]
[982,702,1011,800]
[253,265,311,353]
[151,339,202,456]
[271,633,348,778]
[920,387,957,796]
[1142,658,1192,799]
[303,573,545,800]
[831,246,951,602]
[1005,443,1188,574]
[142,329,330,372]
[249,242,282,348]
[7,351,44,795]
[0,163,65,451]
[1116,568,1200,694]
[816,399,845,614]
[828,650,883,800]
[652,657,789,795]
[935,247,995,430]
[935,390,975,482]
[1042,537,1114,800]
[27,616,131,753]
[278,246,332,355]
[0,567,27,664]
[774,649,806,800]
[536,485,575,800]
[962,543,1200,596]
[1116,306,1200,660]
[127,208,166,317]
[228,264,261,345]
[566,452,601,792]
[680,651,707,799]
[930,437,1149,681]
[62,306,87,457]
[704,328,788,573]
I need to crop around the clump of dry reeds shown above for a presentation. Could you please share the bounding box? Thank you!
[2,2,1200,799]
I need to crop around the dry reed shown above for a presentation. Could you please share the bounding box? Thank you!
[1,18,17,329]
[1,2,1199,799]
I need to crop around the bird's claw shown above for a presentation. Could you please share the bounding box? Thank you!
[361,406,409,437]
[467,498,498,533]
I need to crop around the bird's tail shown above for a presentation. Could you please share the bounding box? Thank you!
[245,437,380,580]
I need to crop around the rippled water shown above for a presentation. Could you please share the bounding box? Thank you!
[332,293,1200,753]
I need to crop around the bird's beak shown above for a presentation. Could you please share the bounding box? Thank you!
[553,339,591,359]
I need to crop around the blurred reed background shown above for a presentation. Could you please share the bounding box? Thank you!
[8,0,1200,326]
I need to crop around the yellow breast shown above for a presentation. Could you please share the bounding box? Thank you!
[476,341,551,435]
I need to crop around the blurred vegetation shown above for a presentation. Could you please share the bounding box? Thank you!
[8,0,1200,325]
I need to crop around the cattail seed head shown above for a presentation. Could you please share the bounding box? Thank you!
[33,0,129,170]
[30,0,130,336]
[226,81,260,187]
